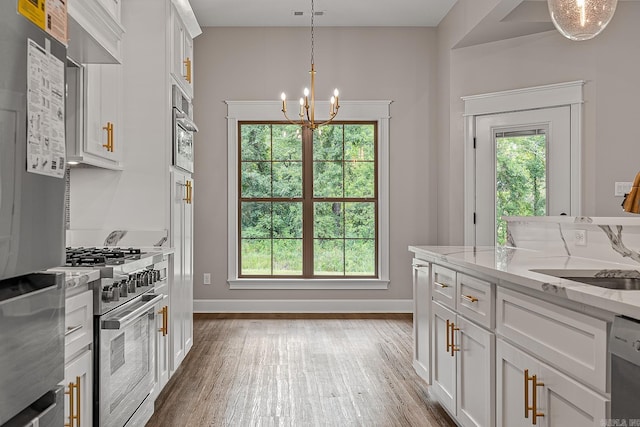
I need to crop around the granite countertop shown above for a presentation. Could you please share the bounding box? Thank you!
[409,245,640,319]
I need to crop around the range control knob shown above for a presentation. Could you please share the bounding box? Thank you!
[634,340,640,352]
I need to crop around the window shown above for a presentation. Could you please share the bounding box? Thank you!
[239,123,377,278]
[226,100,390,289]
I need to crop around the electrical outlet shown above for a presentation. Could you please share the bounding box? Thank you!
[203,273,211,285]
[615,181,633,197]
[575,230,587,246]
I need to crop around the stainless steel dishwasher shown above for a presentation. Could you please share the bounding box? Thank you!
[610,315,640,423]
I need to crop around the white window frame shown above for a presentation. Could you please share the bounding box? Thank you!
[461,81,584,246]
[226,100,391,290]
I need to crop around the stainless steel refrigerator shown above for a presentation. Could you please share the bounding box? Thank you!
[1,1,67,425]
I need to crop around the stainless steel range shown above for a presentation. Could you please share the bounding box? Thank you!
[63,247,168,427]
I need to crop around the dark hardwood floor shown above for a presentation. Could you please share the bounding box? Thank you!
[147,313,456,427]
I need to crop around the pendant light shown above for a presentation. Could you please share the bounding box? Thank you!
[280,0,340,130]
[547,0,618,41]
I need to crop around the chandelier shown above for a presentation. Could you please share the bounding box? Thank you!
[547,0,618,41]
[280,0,339,130]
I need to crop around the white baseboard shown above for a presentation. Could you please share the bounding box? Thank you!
[193,299,413,313]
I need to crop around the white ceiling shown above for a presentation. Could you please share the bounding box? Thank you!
[188,0,459,27]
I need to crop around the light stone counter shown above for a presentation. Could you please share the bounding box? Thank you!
[409,245,640,319]
[48,268,101,291]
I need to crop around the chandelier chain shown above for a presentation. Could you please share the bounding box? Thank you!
[310,0,315,65]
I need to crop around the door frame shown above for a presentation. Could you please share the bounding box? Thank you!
[462,81,585,246]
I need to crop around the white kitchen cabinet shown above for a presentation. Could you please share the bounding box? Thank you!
[496,287,608,392]
[67,0,125,63]
[64,285,93,427]
[171,4,194,98]
[412,260,431,383]
[497,339,608,427]
[63,350,93,427]
[154,292,170,399]
[431,301,495,427]
[82,63,124,168]
[170,169,194,373]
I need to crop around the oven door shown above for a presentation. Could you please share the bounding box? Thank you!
[98,293,162,427]
[173,109,196,174]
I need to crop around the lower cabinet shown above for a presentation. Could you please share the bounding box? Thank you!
[497,339,608,427]
[170,169,194,373]
[432,301,495,427]
[63,350,92,427]
[64,286,93,427]
[412,260,431,382]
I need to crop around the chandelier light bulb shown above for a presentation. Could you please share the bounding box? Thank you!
[334,89,339,97]
[547,0,618,41]
[303,87,310,97]
[330,96,335,105]
[281,92,286,101]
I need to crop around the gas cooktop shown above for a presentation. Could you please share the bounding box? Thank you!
[65,247,143,267]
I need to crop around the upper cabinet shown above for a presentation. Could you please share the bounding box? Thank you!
[171,7,194,98]
[66,62,124,170]
[67,0,125,63]
[84,64,124,166]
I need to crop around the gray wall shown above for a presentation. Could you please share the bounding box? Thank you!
[437,1,640,245]
[192,27,438,301]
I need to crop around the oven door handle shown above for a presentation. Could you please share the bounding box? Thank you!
[101,294,163,330]
[175,112,199,132]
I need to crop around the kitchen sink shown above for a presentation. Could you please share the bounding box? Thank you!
[558,277,640,290]
[530,269,640,290]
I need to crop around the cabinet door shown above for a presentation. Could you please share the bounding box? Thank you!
[431,301,457,416]
[64,350,92,427]
[84,64,123,164]
[171,10,193,98]
[413,261,431,382]
[184,178,194,354]
[496,339,539,427]
[497,339,609,427]
[155,295,170,396]
[170,171,186,371]
[456,317,494,427]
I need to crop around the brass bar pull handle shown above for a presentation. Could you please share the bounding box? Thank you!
[183,180,192,204]
[524,369,531,419]
[462,294,479,303]
[65,324,82,336]
[532,375,544,425]
[65,381,75,427]
[163,305,169,335]
[446,319,451,353]
[75,375,81,427]
[102,122,114,152]
[434,281,449,289]
[158,305,168,336]
[184,57,192,83]
[450,323,460,356]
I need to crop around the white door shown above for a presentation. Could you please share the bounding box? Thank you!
[431,301,457,415]
[475,107,571,246]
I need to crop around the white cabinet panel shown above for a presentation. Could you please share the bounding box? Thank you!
[457,274,494,329]
[497,339,609,427]
[457,316,495,427]
[431,301,457,415]
[63,349,92,427]
[171,5,194,98]
[497,287,608,392]
[413,261,431,382]
[170,169,194,373]
[432,264,457,310]
[65,289,93,361]
[84,64,123,166]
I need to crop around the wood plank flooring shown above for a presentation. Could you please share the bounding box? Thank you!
[147,314,456,427]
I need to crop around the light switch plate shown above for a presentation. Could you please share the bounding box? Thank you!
[203,273,211,285]
[615,181,633,197]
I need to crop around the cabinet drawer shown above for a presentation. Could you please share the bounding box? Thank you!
[65,290,93,361]
[496,287,608,392]
[432,265,456,309]
[457,274,494,329]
